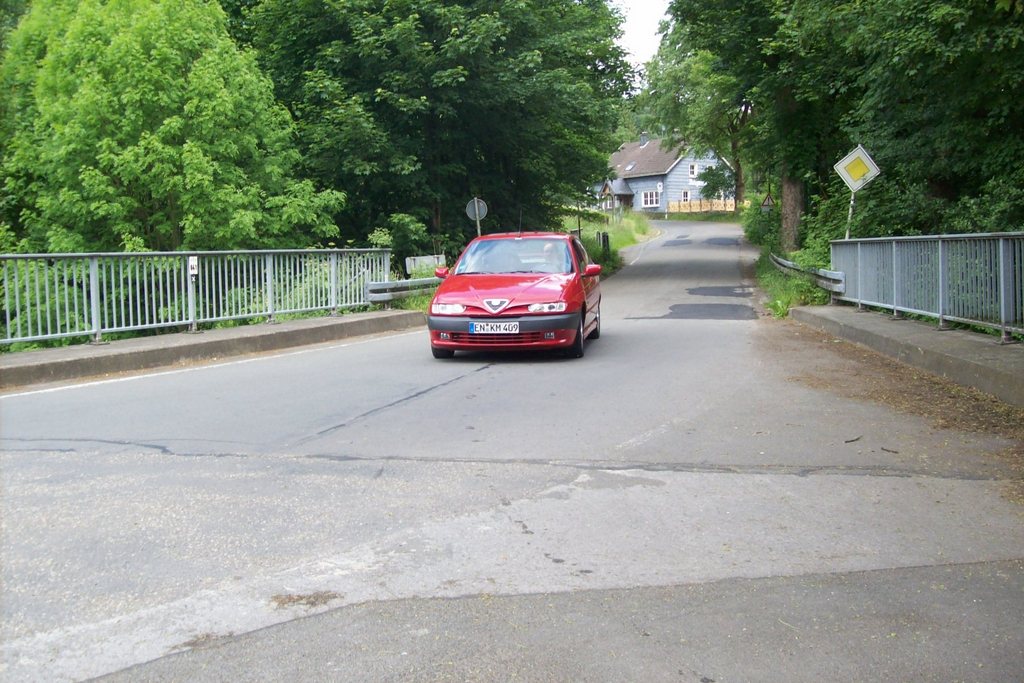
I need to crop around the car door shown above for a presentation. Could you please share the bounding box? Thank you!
[571,237,601,326]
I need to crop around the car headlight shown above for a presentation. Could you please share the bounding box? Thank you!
[431,302,467,314]
[527,302,567,313]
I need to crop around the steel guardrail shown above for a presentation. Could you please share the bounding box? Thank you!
[365,277,441,303]
[769,253,846,293]
[1,249,391,344]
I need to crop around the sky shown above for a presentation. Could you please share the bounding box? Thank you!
[614,0,672,70]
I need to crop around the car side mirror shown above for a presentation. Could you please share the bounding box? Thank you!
[435,267,449,279]
[584,264,602,277]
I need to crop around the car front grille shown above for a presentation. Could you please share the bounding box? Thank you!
[449,331,548,345]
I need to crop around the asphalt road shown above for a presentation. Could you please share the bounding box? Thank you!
[1,221,1021,682]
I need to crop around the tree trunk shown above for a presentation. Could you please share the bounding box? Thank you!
[728,137,745,215]
[431,202,442,234]
[733,159,745,216]
[780,169,802,252]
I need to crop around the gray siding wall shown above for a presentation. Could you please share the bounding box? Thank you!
[627,176,664,212]
[664,152,720,204]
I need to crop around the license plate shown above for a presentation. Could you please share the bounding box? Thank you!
[470,321,519,334]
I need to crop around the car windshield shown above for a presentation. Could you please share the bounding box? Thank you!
[454,238,572,275]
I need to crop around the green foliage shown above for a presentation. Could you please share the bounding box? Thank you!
[580,232,622,273]
[389,290,434,314]
[840,0,1024,235]
[371,212,431,275]
[697,164,735,200]
[0,0,26,50]
[640,46,751,186]
[0,219,21,252]
[1,0,343,253]
[741,195,781,249]
[248,0,632,248]
[367,227,392,250]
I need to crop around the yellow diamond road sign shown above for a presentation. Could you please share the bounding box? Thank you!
[834,144,880,193]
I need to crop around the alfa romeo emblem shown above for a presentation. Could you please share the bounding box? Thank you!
[483,299,509,313]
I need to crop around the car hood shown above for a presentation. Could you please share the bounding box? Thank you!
[434,273,573,309]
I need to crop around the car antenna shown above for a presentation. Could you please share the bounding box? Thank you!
[517,208,523,238]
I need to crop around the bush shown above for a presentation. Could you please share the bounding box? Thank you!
[741,195,781,249]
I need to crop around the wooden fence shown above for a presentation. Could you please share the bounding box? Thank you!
[667,198,736,213]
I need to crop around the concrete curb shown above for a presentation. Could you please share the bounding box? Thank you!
[790,305,1024,409]
[0,310,426,391]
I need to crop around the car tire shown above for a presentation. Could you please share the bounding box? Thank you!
[587,299,601,340]
[569,311,585,358]
[431,346,455,359]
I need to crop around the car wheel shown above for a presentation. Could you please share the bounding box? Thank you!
[569,310,585,358]
[587,299,601,340]
[431,346,455,359]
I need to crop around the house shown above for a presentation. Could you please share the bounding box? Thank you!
[599,134,728,213]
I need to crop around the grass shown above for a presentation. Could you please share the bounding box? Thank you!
[390,291,434,313]
[754,251,830,318]
[562,210,651,273]
[664,211,741,223]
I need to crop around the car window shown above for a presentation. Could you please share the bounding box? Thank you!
[455,238,571,275]
[571,238,589,272]
[520,240,571,274]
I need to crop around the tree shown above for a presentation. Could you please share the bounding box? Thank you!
[641,46,751,213]
[660,0,857,250]
[247,0,632,248]
[840,0,1024,235]
[0,0,343,253]
[662,0,803,246]
[659,0,1024,253]
[0,0,27,51]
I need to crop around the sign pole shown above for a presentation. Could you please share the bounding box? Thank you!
[845,191,856,240]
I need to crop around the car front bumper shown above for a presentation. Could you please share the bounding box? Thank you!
[427,312,581,351]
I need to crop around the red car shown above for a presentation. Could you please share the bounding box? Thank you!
[428,232,602,358]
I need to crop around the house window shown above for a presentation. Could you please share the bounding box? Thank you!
[689,163,698,178]
[681,190,690,202]
[642,191,660,208]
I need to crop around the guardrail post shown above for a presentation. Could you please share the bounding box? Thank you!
[892,240,903,319]
[89,256,104,343]
[265,252,276,324]
[329,251,339,316]
[999,237,1015,344]
[829,242,837,304]
[856,243,865,310]
[187,256,198,333]
[938,238,949,330]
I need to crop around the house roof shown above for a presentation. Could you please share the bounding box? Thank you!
[604,177,633,196]
[610,137,684,179]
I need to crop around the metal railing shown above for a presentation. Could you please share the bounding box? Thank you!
[1,249,390,344]
[831,232,1024,342]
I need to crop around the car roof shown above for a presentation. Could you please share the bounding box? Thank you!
[473,232,571,241]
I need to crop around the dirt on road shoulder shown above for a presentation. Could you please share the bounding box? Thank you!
[759,317,1024,504]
